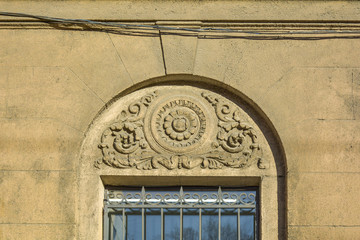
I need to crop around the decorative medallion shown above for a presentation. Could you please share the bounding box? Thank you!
[144,96,208,153]
[96,88,266,170]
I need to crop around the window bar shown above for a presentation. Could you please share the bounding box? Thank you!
[180,187,184,240]
[199,208,202,240]
[122,208,125,240]
[237,208,241,240]
[161,208,164,240]
[218,208,221,240]
[180,208,183,240]
[142,208,145,240]
[141,187,145,240]
[218,187,222,240]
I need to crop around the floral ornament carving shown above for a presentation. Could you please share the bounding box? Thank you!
[97,91,157,168]
[151,99,206,151]
[96,90,267,170]
[201,92,265,169]
[163,109,197,141]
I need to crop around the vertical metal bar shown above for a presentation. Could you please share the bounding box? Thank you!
[180,186,183,240]
[218,186,221,240]
[180,208,183,240]
[218,208,221,240]
[199,208,202,240]
[123,208,125,240]
[161,208,164,240]
[237,208,241,240]
[141,186,145,240]
[142,208,145,240]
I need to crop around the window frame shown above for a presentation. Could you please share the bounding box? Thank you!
[103,186,259,240]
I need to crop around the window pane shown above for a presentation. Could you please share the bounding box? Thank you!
[183,209,199,240]
[146,208,161,240]
[201,208,218,240]
[221,208,237,240]
[110,213,123,240]
[164,208,180,240]
[240,208,256,240]
[126,208,142,240]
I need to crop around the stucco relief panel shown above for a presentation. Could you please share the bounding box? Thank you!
[96,86,268,170]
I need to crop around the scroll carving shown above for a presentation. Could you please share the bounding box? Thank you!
[201,93,265,169]
[96,90,266,170]
[97,91,157,168]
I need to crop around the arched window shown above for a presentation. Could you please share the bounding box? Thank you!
[78,81,286,240]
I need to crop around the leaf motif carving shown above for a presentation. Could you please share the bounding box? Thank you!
[202,92,265,169]
[98,91,157,166]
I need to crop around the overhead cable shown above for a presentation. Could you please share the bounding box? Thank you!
[2,11,360,40]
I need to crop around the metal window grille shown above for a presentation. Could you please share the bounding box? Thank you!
[104,186,258,240]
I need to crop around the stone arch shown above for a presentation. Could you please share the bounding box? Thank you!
[78,75,287,240]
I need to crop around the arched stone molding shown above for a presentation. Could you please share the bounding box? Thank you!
[78,77,287,240]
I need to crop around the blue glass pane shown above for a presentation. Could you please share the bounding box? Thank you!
[164,208,180,240]
[221,208,237,240]
[146,209,161,240]
[201,208,218,240]
[183,209,199,240]
[240,208,256,240]
[111,213,123,240]
[126,208,142,240]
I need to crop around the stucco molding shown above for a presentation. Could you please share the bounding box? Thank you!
[97,88,266,170]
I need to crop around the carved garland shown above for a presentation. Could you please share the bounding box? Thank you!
[96,91,267,170]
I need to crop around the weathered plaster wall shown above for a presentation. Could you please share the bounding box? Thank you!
[0,1,360,239]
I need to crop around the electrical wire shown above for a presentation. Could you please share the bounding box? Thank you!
[2,11,360,40]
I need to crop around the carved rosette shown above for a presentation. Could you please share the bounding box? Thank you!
[96,89,266,170]
[164,109,197,141]
[145,97,208,154]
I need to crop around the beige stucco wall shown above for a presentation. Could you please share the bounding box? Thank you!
[1,1,360,239]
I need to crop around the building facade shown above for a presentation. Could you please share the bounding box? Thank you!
[0,1,360,239]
